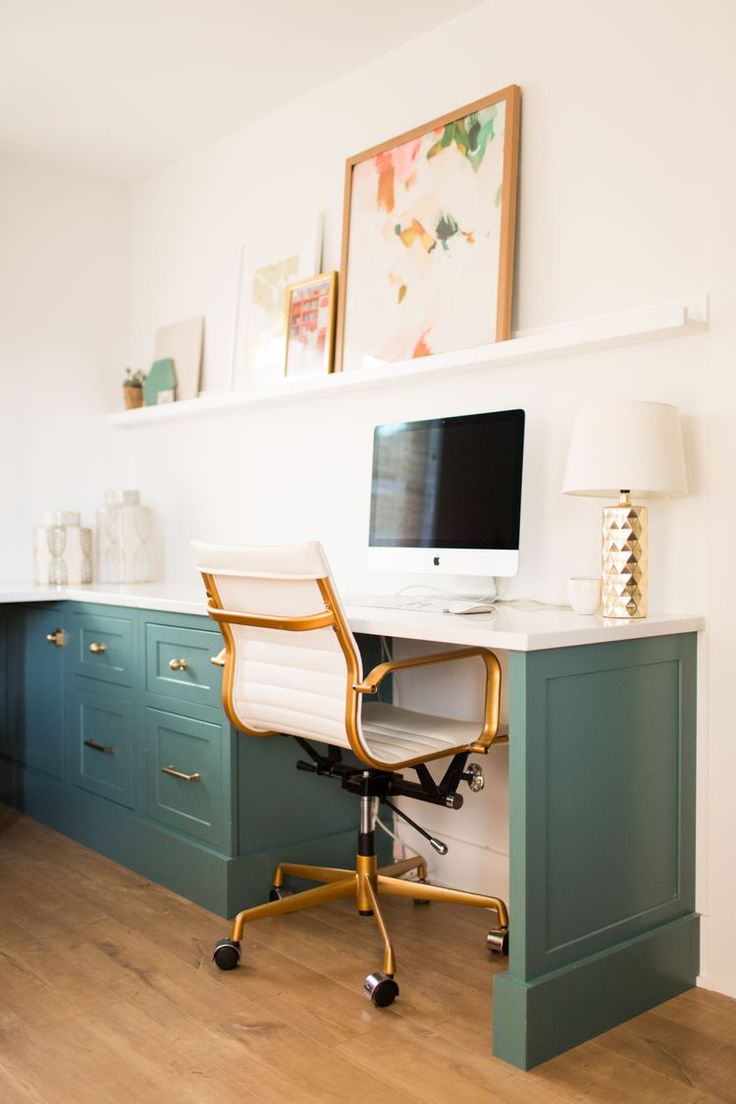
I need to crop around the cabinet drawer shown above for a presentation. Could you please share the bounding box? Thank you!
[69,687,134,808]
[146,707,224,846]
[71,612,133,687]
[145,623,222,708]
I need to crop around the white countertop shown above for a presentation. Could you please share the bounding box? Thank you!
[0,581,210,616]
[0,581,705,652]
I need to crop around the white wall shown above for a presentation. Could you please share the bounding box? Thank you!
[119,0,734,994]
[0,159,129,578]
[124,0,709,600]
[701,0,736,1003]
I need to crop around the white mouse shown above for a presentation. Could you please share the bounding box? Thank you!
[444,601,496,615]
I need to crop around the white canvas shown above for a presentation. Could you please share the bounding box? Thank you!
[232,215,323,388]
[153,315,204,401]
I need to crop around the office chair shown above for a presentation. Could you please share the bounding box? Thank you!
[193,540,509,1007]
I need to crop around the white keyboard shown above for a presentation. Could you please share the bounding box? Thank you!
[344,593,450,612]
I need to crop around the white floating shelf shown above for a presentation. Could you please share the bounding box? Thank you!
[109,294,708,428]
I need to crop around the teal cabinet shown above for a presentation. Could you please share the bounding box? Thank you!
[145,706,225,846]
[67,684,134,808]
[0,600,360,918]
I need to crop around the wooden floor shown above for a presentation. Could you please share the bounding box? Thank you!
[1,809,735,1104]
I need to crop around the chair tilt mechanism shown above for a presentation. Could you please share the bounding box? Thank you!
[193,539,509,1009]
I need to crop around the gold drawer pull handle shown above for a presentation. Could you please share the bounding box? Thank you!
[210,650,226,667]
[88,642,107,655]
[168,658,189,671]
[46,629,66,648]
[161,765,201,783]
[84,739,115,756]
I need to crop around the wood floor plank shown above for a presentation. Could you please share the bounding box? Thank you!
[596,1008,736,1102]
[1,806,735,1104]
[654,985,736,1047]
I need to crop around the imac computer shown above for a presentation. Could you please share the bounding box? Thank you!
[367,409,525,579]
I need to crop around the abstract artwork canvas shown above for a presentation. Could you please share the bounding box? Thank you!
[232,215,323,388]
[336,86,520,373]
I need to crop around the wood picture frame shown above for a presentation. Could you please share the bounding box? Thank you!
[335,85,521,374]
[284,271,338,379]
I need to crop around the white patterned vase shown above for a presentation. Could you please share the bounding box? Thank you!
[97,490,155,583]
[34,511,93,586]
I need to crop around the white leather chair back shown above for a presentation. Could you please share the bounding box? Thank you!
[192,541,363,751]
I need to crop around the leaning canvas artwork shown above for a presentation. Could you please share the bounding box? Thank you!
[231,215,323,388]
[336,86,520,373]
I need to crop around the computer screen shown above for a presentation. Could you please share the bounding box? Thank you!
[368,409,525,577]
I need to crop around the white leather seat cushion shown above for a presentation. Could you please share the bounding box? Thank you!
[361,701,480,764]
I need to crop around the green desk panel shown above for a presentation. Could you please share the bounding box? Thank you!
[493,632,698,1069]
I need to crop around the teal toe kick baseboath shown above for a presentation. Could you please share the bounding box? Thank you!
[494,913,699,1069]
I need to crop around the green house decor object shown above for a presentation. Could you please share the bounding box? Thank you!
[143,357,177,406]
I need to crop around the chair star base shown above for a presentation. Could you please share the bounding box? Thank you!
[215,814,509,1006]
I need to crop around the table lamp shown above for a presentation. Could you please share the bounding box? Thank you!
[562,400,687,618]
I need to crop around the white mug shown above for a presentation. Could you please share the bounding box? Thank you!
[568,576,601,615]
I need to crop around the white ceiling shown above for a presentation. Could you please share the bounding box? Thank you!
[0,0,483,181]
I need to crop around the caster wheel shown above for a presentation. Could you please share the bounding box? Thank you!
[212,937,241,970]
[269,885,295,902]
[364,971,399,1007]
[487,928,509,957]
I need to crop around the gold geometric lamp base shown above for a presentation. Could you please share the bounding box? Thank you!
[601,491,648,619]
[563,401,688,623]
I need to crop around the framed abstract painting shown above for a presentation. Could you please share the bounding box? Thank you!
[284,271,337,379]
[335,85,521,373]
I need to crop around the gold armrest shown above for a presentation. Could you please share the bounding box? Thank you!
[355,646,493,693]
[354,646,502,750]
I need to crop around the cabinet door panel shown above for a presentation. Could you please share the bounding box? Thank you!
[68,685,134,808]
[21,608,65,778]
[0,616,8,757]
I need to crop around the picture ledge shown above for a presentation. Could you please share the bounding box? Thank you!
[109,294,708,428]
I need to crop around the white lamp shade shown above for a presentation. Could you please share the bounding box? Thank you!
[563,400,688,498]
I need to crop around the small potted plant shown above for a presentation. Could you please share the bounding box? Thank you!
[123,368,146,410]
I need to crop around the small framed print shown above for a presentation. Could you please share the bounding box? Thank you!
[284,271,338,379]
